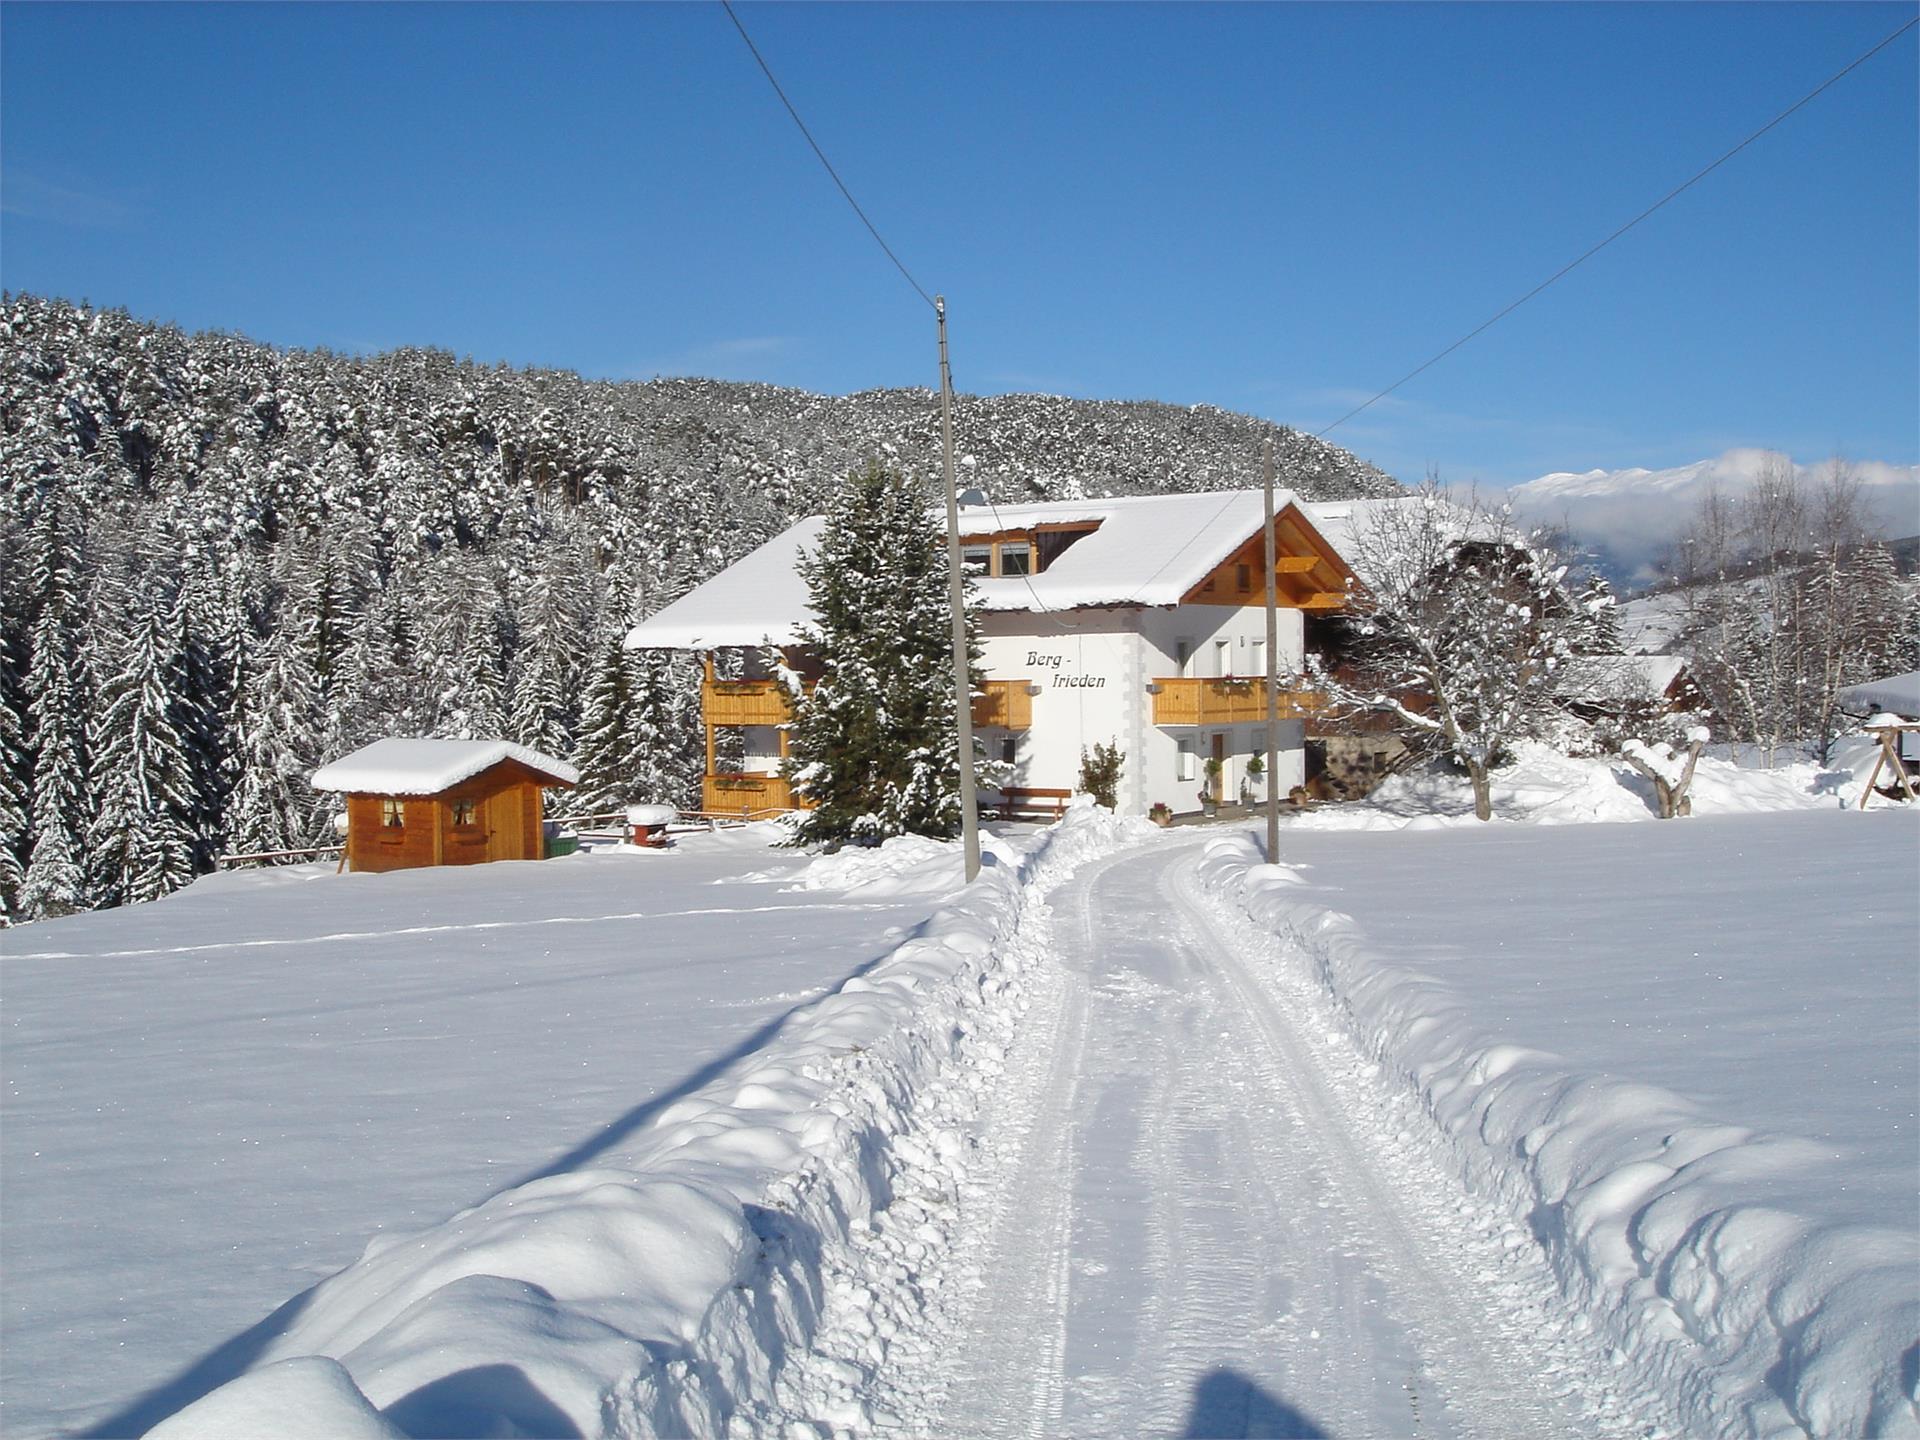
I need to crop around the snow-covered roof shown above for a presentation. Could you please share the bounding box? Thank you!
[1297,497,1426,567]
[310,739,579,795]
[1835,671,1920,721]
[626,489,1343,651]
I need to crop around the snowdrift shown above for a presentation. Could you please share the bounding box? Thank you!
[150,807,1140,1439]
[1199,804,1920,1440]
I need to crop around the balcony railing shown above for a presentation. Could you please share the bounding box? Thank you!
[701,771,800,814]
[972,679,1034,731]
[702,678,794,727]
[1150,677,1326,727]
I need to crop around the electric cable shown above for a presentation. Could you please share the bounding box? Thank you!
[720,0,937,312]
[1315,14,1919,439]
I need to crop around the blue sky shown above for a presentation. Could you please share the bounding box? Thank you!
[3,2,1914,488]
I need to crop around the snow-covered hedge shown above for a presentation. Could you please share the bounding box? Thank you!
[151,806,1137,1439]
[1198,831,1919,1440]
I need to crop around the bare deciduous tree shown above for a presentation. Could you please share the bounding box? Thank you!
[1316,479,1585,821]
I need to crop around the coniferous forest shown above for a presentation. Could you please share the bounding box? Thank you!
[0,293,1398,922]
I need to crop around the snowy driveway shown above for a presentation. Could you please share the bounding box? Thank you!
[900,841,1654,1438]
[1,834,947,1439]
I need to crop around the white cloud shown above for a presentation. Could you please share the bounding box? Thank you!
[1507,449,1920,587]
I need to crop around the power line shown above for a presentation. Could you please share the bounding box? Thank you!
[1315,14,1920,440]
[720,0,937,312]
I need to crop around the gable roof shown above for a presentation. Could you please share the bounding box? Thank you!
[311,739,579,795]
[625,489,1352,651]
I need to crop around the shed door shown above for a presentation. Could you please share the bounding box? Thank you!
[488,786,525,861]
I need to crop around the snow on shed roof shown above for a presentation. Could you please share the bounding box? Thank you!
[311,739,579,795]
[625,489,1336,651]
[1836,671,1920,721]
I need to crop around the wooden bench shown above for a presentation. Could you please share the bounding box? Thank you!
[993,786,1072,822]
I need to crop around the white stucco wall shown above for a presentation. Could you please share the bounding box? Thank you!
[976,602,1308,817]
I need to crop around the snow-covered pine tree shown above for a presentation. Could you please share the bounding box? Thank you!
[227,625,324,856]
[87,599,197,907]
[785,461,978,847]
[21,493,93,920]
[570,631,637,818]
[168,567,232,870]
[0,625,29,924]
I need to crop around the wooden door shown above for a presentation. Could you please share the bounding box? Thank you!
[488,786,524,861]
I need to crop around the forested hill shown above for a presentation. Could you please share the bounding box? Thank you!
[0,292,1397,923]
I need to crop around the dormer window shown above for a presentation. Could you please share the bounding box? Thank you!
[956,520,1099,578]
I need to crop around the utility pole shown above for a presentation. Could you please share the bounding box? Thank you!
[1263,437,1281,862]
[937,296,981,882]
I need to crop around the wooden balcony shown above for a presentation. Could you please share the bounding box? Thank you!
[701,771,800,814]
[972,679,1034,731]
[702,678,794,727]
[1150,677,1326,727]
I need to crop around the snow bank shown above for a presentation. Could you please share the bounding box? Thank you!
[153,806,1141,1438]
[1294,739,1874,831]
[1199,820,1920,1439]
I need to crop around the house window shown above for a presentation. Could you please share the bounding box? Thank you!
[1251,638,1265,677]
[1214,639,1231,677]
[1252,728,1268,756]
[1000,733,1018,765]
[381,798,404,828]
[1178,736,1196,781]
[451,799,478,827]
[998,543,1032,577]
[1175,639,1192,677]
[1237,563,1251,591]
[961,544,992,577]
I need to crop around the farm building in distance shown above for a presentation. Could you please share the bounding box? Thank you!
[624,490,1359,819]
[311,739,578,873]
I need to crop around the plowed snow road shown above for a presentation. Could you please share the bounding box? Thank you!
[914,840,1659,1439]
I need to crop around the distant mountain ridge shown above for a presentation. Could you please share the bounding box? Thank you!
[1508,448,1920,590]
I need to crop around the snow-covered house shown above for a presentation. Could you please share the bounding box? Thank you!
[624,490,1355,819]
[311,739,578,872]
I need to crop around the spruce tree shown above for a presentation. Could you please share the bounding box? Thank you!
[0,626,29,924]
[570,632,637,817]
[228,626,324,856]
[21,495,92,920]
[87,601,197,907]
[785,462,977,847]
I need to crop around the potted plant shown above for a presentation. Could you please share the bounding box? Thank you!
[1202,758,1222,815]
[1243,752,1265,804]
[1148,800,1172,827]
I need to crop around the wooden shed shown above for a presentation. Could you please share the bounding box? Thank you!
[310,739,579,874]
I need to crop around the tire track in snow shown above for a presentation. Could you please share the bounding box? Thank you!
[1176,850,1676,1440]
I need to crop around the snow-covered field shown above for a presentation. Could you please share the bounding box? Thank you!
[5,748,1916,1439]
[1201,754,1920,1437]
[0,827,992,1438]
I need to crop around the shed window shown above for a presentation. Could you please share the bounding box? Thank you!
[381,798,405,828]
[961,544,992,576]
[451,800,478,826]
[998,543,1032,577]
